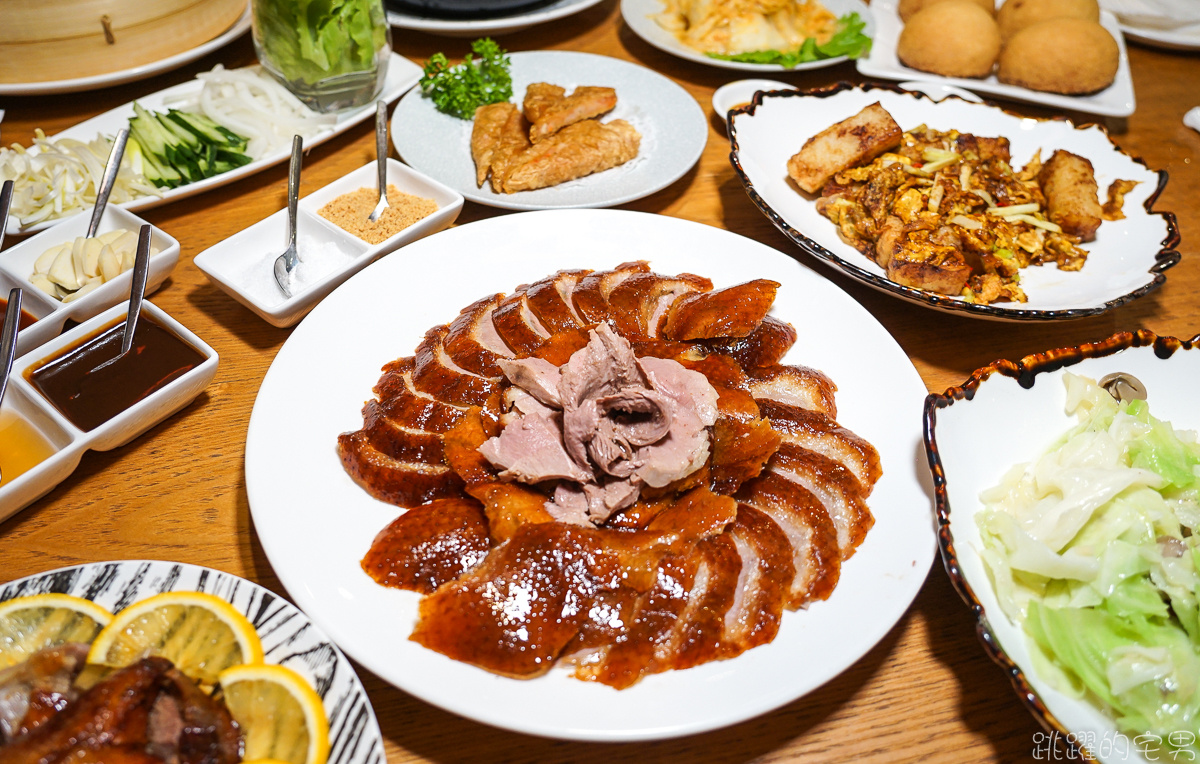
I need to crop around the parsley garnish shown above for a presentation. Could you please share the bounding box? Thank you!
[419,38,513,119]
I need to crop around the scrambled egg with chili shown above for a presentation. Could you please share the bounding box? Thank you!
[815,125,1087,304]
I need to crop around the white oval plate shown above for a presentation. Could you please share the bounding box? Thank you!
[926,332,1200,762]
[0,559,387,764]
[391,51,707,211]
[386,0,605,36]
[0,7,251,97]
[729,84,1178,321]
[244,208,936,742]
[622,0,874,72]
[6,53,424,238]
[856,0,1136,118]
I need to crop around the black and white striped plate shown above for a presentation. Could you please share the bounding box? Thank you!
[0,560,385,764]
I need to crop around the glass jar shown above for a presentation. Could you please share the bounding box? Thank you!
[251,0,392,113]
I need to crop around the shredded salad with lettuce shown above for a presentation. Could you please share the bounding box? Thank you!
[979,372,1200,755]
[707,12,871,68]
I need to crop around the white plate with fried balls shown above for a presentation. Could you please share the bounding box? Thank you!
[727,84,1177,320]
[856,0,1136,117]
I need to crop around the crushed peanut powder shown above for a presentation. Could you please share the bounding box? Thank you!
[318,185,438,244]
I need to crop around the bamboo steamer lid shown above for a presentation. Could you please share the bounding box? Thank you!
[0,0,247,83]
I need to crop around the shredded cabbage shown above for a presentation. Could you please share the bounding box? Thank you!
[979,372,1200,756]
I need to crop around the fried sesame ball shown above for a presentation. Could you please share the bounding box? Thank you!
[996,0,1099,40]
[997,19,1119,94]
[898,1,1002,79]
[898,0,994,23]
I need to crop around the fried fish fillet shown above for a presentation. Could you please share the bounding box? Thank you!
[488,106,533,194]
[528,86,618,143]
[500,119,640,193]
[471,102,517,187]
[522,82,567,123]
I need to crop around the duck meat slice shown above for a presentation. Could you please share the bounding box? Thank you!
[359,399,447,465]
[669,534,742,670]
[522,270,592,334]
[1,658,239,764]
[747,364,838,417]
[700,316,797,370]
[490,290,552,357]
[662,279,780,341]
[736,471,840,608]
[0,643,88,743]
[412,325,500,407]
[605,272,712,342]
[337,430,465,508]
[768,443,874,559]
[570,261,649,323]
[371,359,471,434]
[583,552,699,689]
[757,400,882,494]
[410,523,650,679]
[362,497,491,594]
[444,293,514,377]
[720,505,794,652]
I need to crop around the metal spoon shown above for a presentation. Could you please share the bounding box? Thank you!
[90,225,151,374]
[87,127,130,239]
[273,135,303,298]
[367,101,389,222]
[0,179,13,249]
[0,288,23,484]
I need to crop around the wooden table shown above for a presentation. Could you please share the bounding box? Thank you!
[2,3,1197,761]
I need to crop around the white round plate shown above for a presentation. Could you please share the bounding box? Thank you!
[621,0,874,72]
[1120,23,1200,50]
[729,84,1178,321]
[856,0,1137,118]
[391,51,707,210]
[386,0,605,36]
[245,208,936,742]
[0,8,251,97]
[0,559,387,764]
[6,54,423,238]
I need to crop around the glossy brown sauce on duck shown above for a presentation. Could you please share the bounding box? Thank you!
[344,266,881,688]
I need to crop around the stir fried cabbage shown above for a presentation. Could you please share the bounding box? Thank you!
[979,373,1200,754]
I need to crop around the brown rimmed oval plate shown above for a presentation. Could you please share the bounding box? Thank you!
[728,83,1180,322]
[924,331,1200,761]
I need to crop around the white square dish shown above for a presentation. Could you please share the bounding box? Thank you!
[856,1,1136,118]
[0,207,180,358]
[194,158,463,328]
[0,300,218,522]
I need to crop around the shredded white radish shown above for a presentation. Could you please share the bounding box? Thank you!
[0,130,160,228]
[166,65,337,160]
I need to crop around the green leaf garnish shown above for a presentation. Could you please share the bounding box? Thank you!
[419,38,514,120]
[706,12,873,68]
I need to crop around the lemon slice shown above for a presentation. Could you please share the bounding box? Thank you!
[219,663,330,764]
[87,591,263,685]
[0,593,113,669]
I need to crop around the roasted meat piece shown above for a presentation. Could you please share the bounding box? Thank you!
[342,267,880,688]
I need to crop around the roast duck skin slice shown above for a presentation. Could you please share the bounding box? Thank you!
[342,267,879,688]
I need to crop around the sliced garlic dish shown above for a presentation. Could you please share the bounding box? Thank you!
[30,229,159,302]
